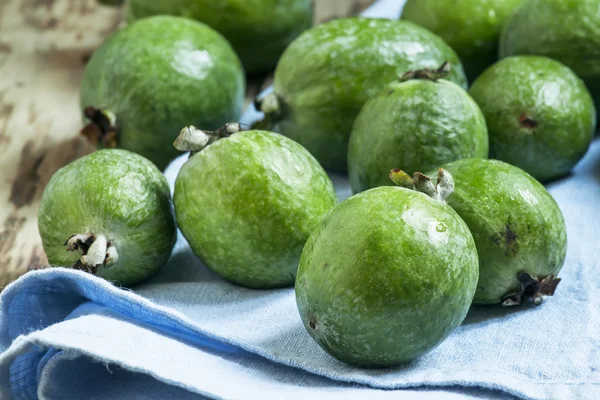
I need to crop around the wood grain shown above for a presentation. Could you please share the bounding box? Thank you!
[0,0,375,289]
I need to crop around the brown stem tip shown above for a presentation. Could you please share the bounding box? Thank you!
[502,272,561,306]
[81,107,119,148]
[519,113,538,129]
[400,61,451,83]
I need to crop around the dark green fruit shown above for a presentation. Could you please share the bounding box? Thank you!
[257,18,467,172]
[296,169,478,367]
[500,0,600,111]
[127,0,313,74]
[38,149,177,286]
[469,56,595,182]
[402,0,524,81]
[348,63,489,193]
[428,158,567,306]
[81,16,245,171]
[173,124,337,289]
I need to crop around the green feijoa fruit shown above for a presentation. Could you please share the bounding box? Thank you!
[500,0,600,112]
[38,149,177,286]
[348,63,489,194]
[402,0,524,82]
[296,169,478,367]
[257,18,467,172]
[469,56,595,182]
[80,16,245,171]
[428,158,567,306]
[173,124,337,289]
[127,0,313,75]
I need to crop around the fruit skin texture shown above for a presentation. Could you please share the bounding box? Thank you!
[81,16,245,171]
[295,186,479,367]
[500,0,600,111]
[429,158,567,305]
[174,130,337,289]
[348,78,489,194]
[127,0,313,74]
[402,0,524,82]
[268,18,467,172]
[469,56,595,182]
[38,149,177,287]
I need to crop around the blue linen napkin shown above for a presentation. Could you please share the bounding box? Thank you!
[2,0,600,398]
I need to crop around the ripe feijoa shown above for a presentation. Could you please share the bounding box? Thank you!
[296,169,478,367]
[469,56,595,182]
[173,124,337,289]
[127,0,313,74]
[402,0,524,81]
[80,16,245,171]
[348,63,489,194]
[38,149,177,286]
[428,158,567,306]
[257,18,467,172]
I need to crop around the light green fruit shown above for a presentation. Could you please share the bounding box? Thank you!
[38,149,177,287]
[127,0,313,74]
[81,16,245,171]
[259,18,467,172]
[469,56,595,182]
[348,65,489,193]
[296,169,478,367]
[402,0,524,81]
[173,124,337,289]
[428,158,567,306]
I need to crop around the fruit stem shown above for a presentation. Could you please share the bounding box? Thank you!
[80,107,119,148]
[65,233,118,274]
[501,272,561,306]
[174,123,242,153]
[251,92,283,130]
[399,61,451,83]
[389,168,454,203]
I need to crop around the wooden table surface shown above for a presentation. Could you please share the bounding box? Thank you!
[0,0,375,289]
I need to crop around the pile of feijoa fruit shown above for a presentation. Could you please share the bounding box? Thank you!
[38,0,598,367]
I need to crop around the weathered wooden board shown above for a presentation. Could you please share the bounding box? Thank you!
[0,0,375,288]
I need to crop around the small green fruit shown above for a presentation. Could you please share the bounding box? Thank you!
[173,124,337,289]
[428,158,567,306]
[38,149,177,287]
[258,18,467,172]
[296,169,479,367]
[348,63,489,193]
[127,0,313,74]
[402,0,524,81]
[469,56,595,182]
[81,16,245,171]
[500,0,600,112]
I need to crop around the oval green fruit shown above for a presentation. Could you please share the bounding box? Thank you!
[469,56,595,182]
[81,16,245,171]
[259,18,467,172]
[38,149,177,287]
[127,0,313,74]
[402,0,524,82]
[348,67,489,194]
[296,171,479,367]
[173,125,337,289]
[500,0,600,111]
[428,158,567,306]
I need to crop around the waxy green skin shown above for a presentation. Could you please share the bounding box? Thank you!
[429,159,567,305]
[38,149,177,286]
[270,18,467,172]
[469,56,595,182]
[127,0,313,74]
[500,0,600,112]
[174,130,337,289]
[81,16,245,171]
[348,79,489,194]
[296,187,479,367]
[402,0,524,82]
